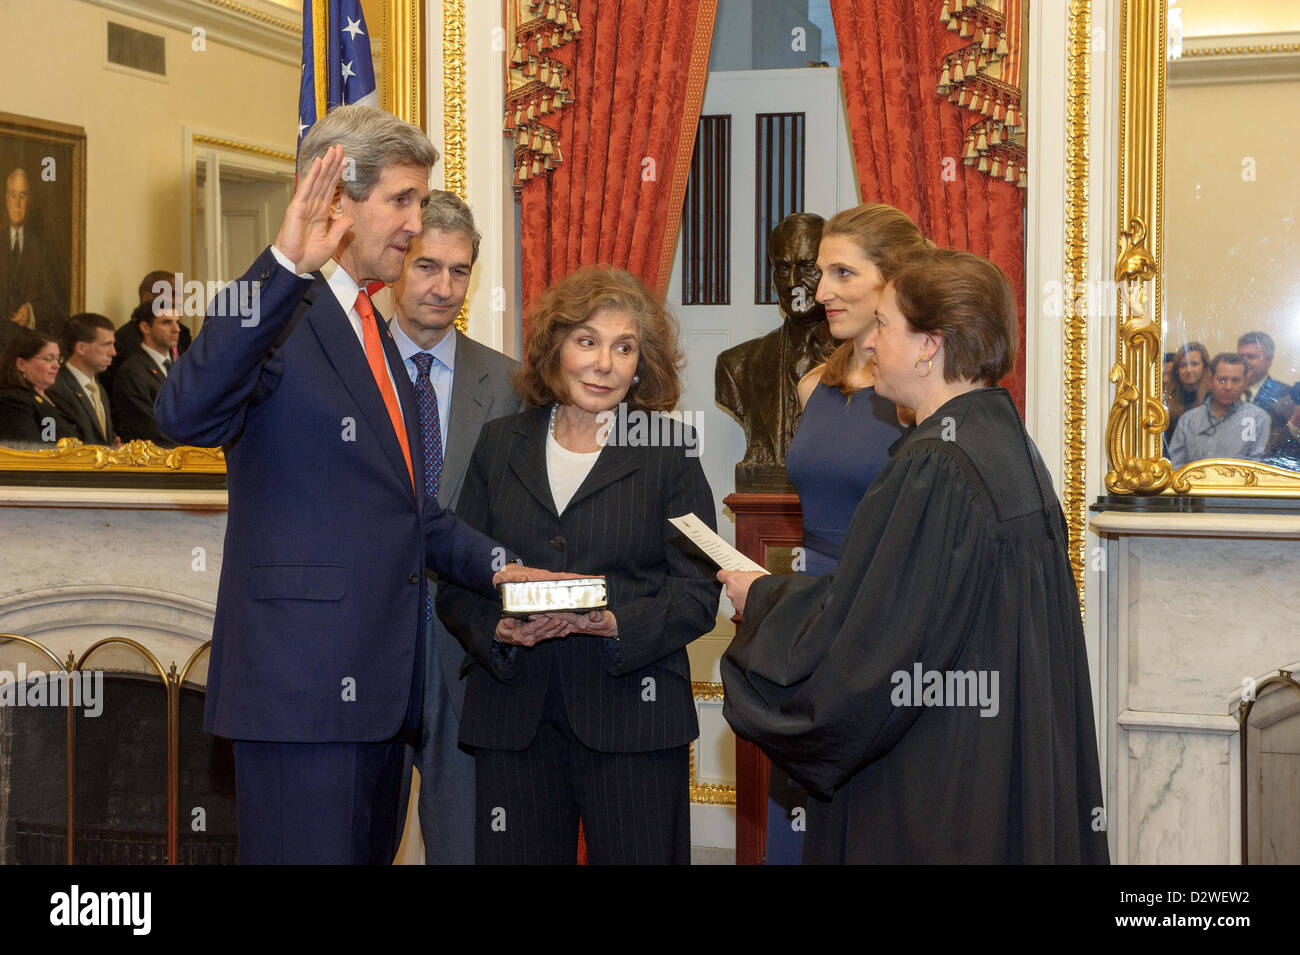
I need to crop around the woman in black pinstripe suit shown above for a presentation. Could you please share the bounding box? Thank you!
[437,267,721,864]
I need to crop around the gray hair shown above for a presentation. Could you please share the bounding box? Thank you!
[297,104,439,201]
[421,190,481,265]
[1237,330,1275,358]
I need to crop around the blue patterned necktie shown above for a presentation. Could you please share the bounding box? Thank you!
[411,351,443,620]
[410,352,444,501]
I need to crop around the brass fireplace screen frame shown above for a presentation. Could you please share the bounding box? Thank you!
[0,634,211,866]
[1238,670,1300,866]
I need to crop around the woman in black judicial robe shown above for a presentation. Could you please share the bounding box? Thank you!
[719,249,1109,864]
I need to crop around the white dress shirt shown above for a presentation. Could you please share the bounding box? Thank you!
[141,343,171,375]
[269,245,404,428]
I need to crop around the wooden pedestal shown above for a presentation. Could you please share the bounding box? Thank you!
[722,491,802,866]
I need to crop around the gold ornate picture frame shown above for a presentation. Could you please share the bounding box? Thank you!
[1106,0,1300,498]
[0,0,425,484]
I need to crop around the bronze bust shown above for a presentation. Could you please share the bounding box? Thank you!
[716,213,836,491]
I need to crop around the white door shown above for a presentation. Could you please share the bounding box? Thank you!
[666,67,860,551]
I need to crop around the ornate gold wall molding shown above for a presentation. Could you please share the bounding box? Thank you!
[1062,0,1090,602]
[442,0,468,332]
[191,135,294,165]
[689,681,736,806]
[381,0,424,126]
[0,440,225,474]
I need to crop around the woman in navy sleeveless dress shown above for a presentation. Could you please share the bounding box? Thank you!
[761,203,925,864]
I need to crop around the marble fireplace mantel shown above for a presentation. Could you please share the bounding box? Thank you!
[1091,507,1300,864]
[0,486,227,674]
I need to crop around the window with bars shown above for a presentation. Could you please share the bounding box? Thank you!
[754,112,806,305]
[680,114,731,306]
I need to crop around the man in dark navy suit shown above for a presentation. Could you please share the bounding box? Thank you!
[112,303,179,446]
[156,105,549,865]
[1237,331,1295,449]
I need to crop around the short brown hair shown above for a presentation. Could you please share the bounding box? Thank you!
[61,312,115,360]
[138,270,176,303]
[0,330,58,390]
[517,267,682,412]
[889,248,1017,387]
[819,203,930,394]
[1210,352,1247,378]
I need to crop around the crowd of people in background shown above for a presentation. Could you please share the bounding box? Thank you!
[1163,331,1300,469]
[0,271,189,447]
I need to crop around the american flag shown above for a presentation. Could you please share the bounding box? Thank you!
[297,0,378,149]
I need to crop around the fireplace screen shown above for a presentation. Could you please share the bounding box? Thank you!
[1241,671,1300,865]
[0,636,235,864]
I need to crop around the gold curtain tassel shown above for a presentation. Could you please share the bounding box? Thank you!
[990,157,1002,177]
[975,130,988,150]
[990,125,1002,145]
[997,32,1009,57]
[1018,170,1027,188]
[959,19,972,38]
[963,140,977,160]
[953,62,965,82]
[977,156,990,172]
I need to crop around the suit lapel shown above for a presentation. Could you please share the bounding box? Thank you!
[508,407,558,517]
[442,331,491,507]
[508,405,643,517]
[305,281,418,503]
[565,439,640,512]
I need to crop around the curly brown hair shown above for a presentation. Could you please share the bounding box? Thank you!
[517,267,683,412]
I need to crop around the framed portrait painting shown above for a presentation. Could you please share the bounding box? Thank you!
[0,111,85,343]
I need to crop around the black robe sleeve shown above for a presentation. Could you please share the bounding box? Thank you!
[722,444,996,798]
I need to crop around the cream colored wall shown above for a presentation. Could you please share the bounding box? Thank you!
[2,0,296,325]
[1165,78,1300,385]
[1180,1,1300,39]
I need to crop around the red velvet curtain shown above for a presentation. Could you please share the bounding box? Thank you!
[519,0,718,328]
[830,0,1027,411]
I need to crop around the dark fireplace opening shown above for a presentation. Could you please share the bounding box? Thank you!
[1,670,237,864]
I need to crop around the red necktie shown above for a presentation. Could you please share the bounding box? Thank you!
[354,290,414,494]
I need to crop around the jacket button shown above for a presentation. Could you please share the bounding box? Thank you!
[551,535,566,552]
[408,572,419,584]
[260,268,272,281]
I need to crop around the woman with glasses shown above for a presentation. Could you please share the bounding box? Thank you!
[0,329,77,444]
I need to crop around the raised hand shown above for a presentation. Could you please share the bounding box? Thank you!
[274,145,354,275]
